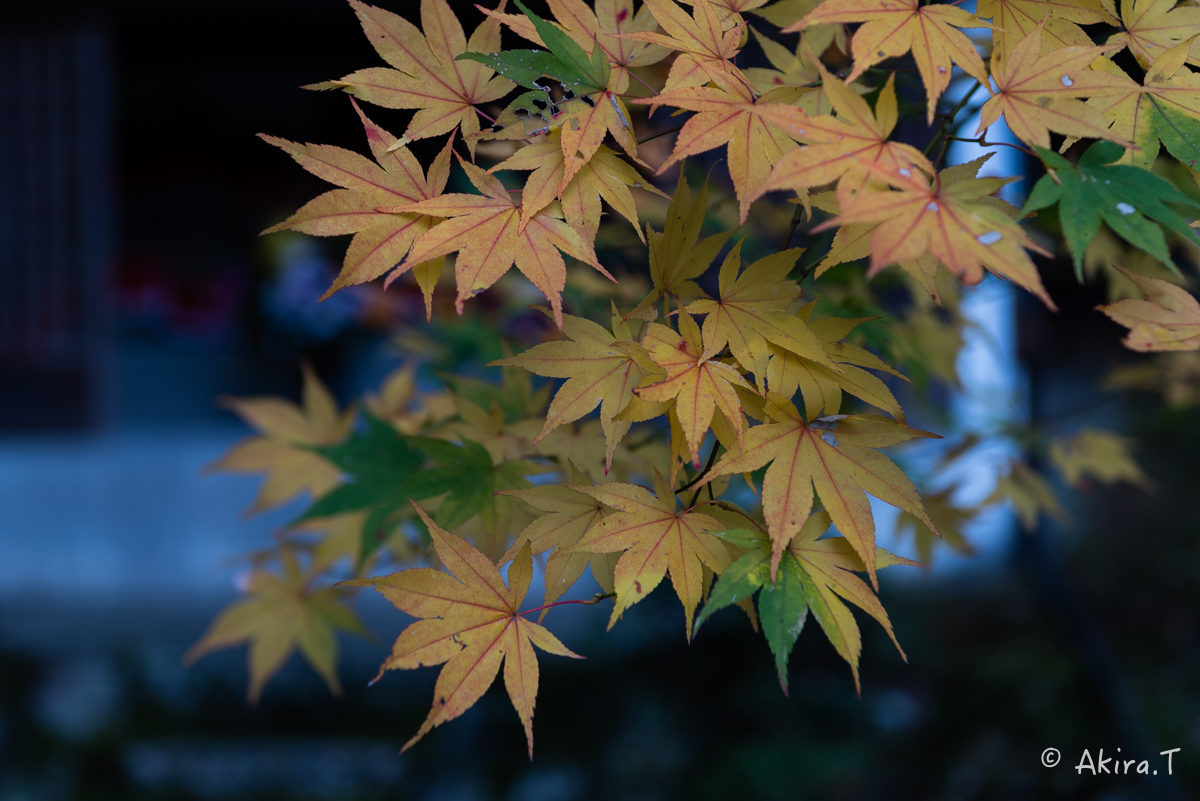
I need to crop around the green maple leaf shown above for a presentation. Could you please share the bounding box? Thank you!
[694,512,914,694]
[1023,140,1200,278]
[456,0,610,109]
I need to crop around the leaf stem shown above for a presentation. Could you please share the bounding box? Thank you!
[637,123,684,145]
[676,440,721,496]
[628,69,658,96]
[519,591,617,618]
[475,106,499,125]
[689,499,768,535]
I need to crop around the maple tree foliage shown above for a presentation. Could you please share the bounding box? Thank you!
[193,0,1200,755]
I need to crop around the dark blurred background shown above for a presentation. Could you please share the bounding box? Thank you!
[2,1,1199,799]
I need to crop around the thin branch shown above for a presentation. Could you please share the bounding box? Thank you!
[947,135,1036,157]
[781,201,805,251]
[519,591,617,618]
[922,79,982,157]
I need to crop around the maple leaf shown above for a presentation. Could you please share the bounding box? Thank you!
[492,306,663,472]
[895,489,975,567]
[1049,427,1151,489]
[827,156,1057,309]
[619,0,752,92]
[210,364,354,514]
[978,0,1117,65]
[744,27,828,102]
[481,0,672,94]
[186,550,367,703]
[346,502,581,758]
[498,461,610,609]
[1107,0,1200,69]
[978,21,1131,149]
[462,0,643,189]
[787,0,990,123]
[261,102,452,313]
[307,0,513,157]
[751,69,933,205]
[635,308,758,467]
[489,133,668,243]
[568,468,732,635]
[1086,41,1200,169]
[364,362,455,435]
[298,413,425,565]
[985,462,1066,530]
[695,512,915,692]
[1098,263,1200,351]
[1022,141,1200,276]
[631,81,803,222]
[382,154,612,328]
[627,173,735,319]
[764,308,910,421]
[699,394,938,587]
[686,240,839,390]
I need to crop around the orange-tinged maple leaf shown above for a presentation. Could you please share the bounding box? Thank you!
[491,305,664,472]
[186,550,367,703]
[826,157,1057,309]
[686,240,839,389]
[261,101,453,312]
[635,308,758,466]
[489,133,668,243]
[1098,264,1200,350]
[979,21,1131,149]
[631,81,802,222]
[382,154,612,327]
[1107,0,1200,69]
[978,0,1118,64]
[787,0,990,123]
[482,0,673,94]
[700,395,938,587]
[346,502,581,758]
[308,0,513,157]
[497,461,609,609]
[209,364,354,514]
[752,69,933,205]
[568,469,732,635]
[620,0,752,92]
[784,510,914,692]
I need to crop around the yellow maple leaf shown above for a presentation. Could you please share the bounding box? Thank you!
[619,0,752,92]
[260,101,452,311]
[383,154,612,327]
[209,364,353,514]
[185,550,367,703]
[635,308,758,467]
[1049,428,1151,489]
[491,305,664,472]
[700,394,939,587]
[979,0,1118,64]
[569,468,732,635]
[345,502,581,758]
[1098,263,1200,350]
[979,21,1132,149]
[787,0,990,123]
[1107,0,1200,69]
[308,0,514,156]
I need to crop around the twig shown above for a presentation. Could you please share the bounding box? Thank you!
[519,591,617,618]
[947,135,1036,157]
[676,441,722,495]
[922,79,982,158]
